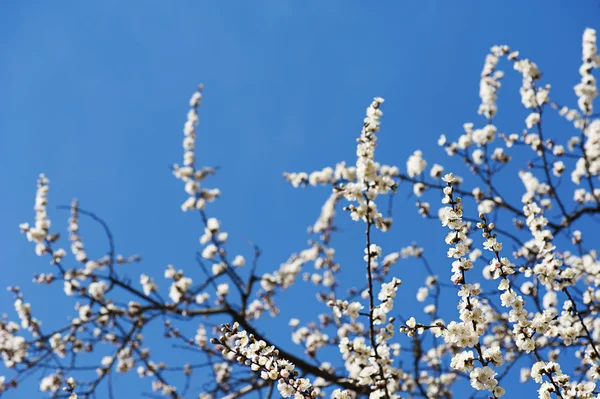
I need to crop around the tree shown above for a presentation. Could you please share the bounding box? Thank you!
[1,27,600,399]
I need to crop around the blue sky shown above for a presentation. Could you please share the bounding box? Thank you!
[1,1,599,398]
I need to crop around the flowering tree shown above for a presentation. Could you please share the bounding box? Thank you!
[2,27,600,399]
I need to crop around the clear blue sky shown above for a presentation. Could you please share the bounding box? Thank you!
[1,1,599,398]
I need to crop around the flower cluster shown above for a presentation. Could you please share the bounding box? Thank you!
[575,28,599,114]
[19,174,61,259]
[173,85,219,211]
[341,97,396,230]
[213,323,317,398]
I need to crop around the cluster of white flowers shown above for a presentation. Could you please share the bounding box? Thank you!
[328,299,363,321]
[136,357,167,379]
[573,119,600,185]
[199,217,241,280]
[406,150,427,178]
[64,200,117,284]
[290,324,330,358]
[312,192,343,234]
[512,54,545,111]
[356,98,384,187]
[214,323,316,398]
[284,162,363,190]
[529,361,587,399]
[0,319,27,368]
[213,362,231,383]
[164,265,193,303]
[436,176,507,397]
[12,295,32,331]
[518,171,549,203]
[479,217,540,356]
[19,174,62,259]
[476,29,600,214]
[337,333,402,399]
[110,347,135,373]
[374,277,401,325]
[479,46,506,118]
[40,372,63,392]
[575,28,599,114]
[151,379,177,396]
[261,247,319,292]
[173,85,220,211]
[341,97,395,230]
[195,324,208,348]
[140,273,158,296]
[469,366,501,394]
[68,200,90,269]
[522,202,564,287]
[200,218,228,247]
[88,281,107,301]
